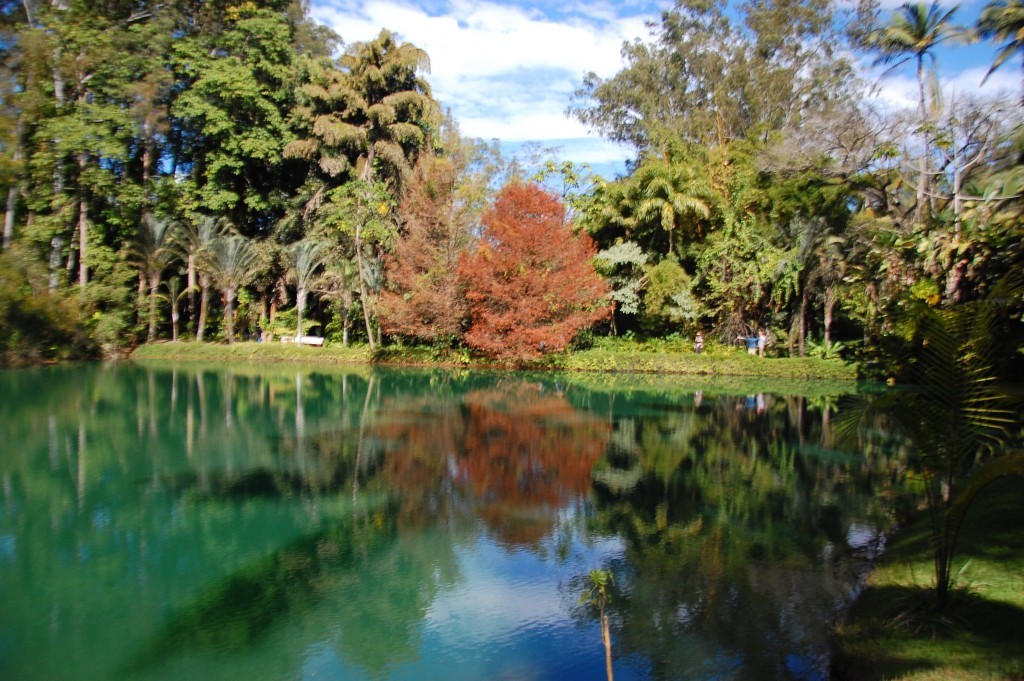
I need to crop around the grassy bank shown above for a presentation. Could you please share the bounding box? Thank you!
[130,338,858,381]
[131,340,373,364]
[831,478,1024,681]
[561,339,857,380]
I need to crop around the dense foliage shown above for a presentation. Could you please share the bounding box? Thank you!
[460,184,611,362]
[0,0,1021,376]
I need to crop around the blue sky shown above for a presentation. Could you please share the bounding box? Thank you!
[309,0,1019,178]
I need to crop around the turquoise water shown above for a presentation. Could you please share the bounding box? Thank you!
[0,363,887,681]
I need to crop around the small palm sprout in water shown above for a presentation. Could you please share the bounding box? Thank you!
[579,569,614,681]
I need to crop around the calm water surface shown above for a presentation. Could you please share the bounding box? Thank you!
[0,363,891,681]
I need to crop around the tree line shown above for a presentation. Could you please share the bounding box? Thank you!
[570,0,1024,376]
[0,0,1022,378]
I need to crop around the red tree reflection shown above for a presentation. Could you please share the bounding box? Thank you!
[457,383,608,546]
[374,382,610,547]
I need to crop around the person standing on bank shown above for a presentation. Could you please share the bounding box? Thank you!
[757,329,767,357]
[738,333,758,355]
[694,331,704,354]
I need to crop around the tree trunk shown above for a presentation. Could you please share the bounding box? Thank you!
[269,298,277,342]
[296,288,306,339]
[3,125,21,250]
[171,284,180,342]
[823,285,837,346]
[798,289,808,358]
[187,252,197,329]
[601,613,614,681]
[355,224,375,350]
[197,276,209,342]
[147,271,160,342]
[915,56,930,226]
[77,153,88,289]
[49,236,62,291]
[258,292,268,342]
[224,287,236,343]
[343,290,352,347]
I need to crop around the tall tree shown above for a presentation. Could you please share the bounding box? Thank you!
[867,1,964,225]
[133,214,179,342]
[171,2,297,233]
[25,1,137,289]
[978,0,1024,105]
[201,233,258,343]
[285,30,439,347]
[379,155,469,345]
[285,238,327,339]
[179,215,228,341]
[632,158,711,258]
[285,29,438,189]
[460,184,611,363]
[569,0,858,155]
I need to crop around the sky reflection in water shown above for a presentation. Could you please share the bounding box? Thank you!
[0,363,888,681]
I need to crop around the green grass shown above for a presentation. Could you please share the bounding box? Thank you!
[831,478,1024,681]
[131,340,372,365]
[560,337,858,381]
[130,337,858,382]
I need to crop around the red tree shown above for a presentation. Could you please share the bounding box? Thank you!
[460,183,611,362]
[378,156,469,344]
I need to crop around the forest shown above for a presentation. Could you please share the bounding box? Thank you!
[0,0,1022,377]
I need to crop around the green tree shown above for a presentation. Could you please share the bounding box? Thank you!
[201,234,259,343]
[133,215,179,342]
[319,180,396,350]
[632,158,711,258]
[24,1,137,289]
[171,2,296,232]
[593,241,649,336]
[579,569,615,681]
[844,295,1021,609]
[569,0,858,155]
[179,215,229,341]
[285,238,327,339]
[978,0,1024,104]
[867,2,965,225]
[285,29,438,189]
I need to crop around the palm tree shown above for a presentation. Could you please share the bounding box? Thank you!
[285,30,438,189]
[633,159,711,258]
[285,32,435,349]
[579,569,615,681]
[133,215,179,342]
[286,239,329,340]
[978,0,1024,105]
[842,293,1020,609]
[201,234,259,343]
[318,259,360,347]
[868,2,964,224]
[178,216,229,342]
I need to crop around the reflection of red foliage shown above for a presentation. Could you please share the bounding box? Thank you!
[372,383,610,547]
[460,184,611,362]
[457,384,609,546]
[373,399,465,527]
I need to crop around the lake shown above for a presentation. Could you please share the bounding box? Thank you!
[0,362,891,681]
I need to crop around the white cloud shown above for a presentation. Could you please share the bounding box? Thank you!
[865,62,1020,112]
[310,0,655,145]
[310,0,1013,162]
[943,65,1018,100]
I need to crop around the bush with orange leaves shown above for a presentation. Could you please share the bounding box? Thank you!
[459,183,612,362]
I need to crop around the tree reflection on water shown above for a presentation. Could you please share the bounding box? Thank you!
[0,365,892,681]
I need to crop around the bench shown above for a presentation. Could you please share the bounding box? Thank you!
[280,335,325,347]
